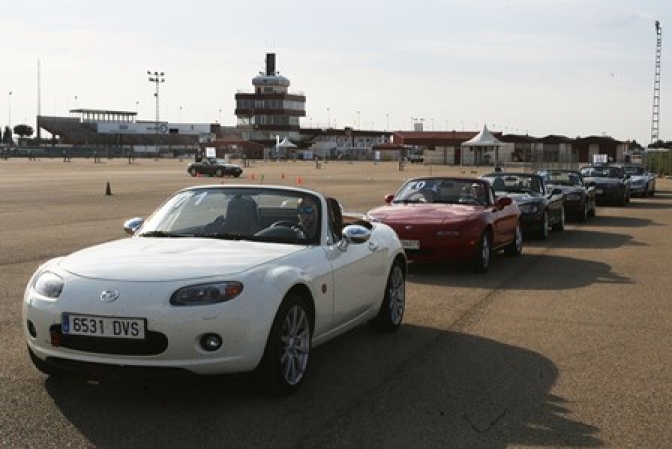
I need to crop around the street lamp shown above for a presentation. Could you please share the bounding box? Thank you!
[147,70,165,153]
[357,111,361,129]
[327,108,331,128]
[8,91,12,130]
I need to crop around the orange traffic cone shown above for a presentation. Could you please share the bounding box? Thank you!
[297,176,303,184]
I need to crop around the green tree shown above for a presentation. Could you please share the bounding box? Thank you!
[2,126,12,145]
[13,124,34,140]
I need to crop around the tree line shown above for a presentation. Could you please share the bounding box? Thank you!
[2,124,34,145]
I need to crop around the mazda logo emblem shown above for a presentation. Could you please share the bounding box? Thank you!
[100,290,120,303]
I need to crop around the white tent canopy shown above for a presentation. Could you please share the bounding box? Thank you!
[278,136,297,148]
[462,125,503,147]
[461,125,503,166]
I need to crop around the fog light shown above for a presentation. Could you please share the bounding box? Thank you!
[27,320,37,338]
[200,333,222,352]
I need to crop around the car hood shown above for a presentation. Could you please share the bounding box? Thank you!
[495,192,541,204]
[547,184,583,194]
[57,238,302,282]
[367,204,479,223]
[584,177,623,186]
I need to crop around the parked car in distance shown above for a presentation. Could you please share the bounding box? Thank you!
[620,164,656,197]
[366,177,522,273]
[534,169,597,222]
[482,172,565,240]
[23,185,407,395]
[579,164,631,206]
[187,158,243,178]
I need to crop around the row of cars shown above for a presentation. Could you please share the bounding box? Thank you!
[21,162,655,394]
[366,163,656,273]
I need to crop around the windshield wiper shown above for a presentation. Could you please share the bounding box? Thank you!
[194,231,248,240]
[394,199,426,204]
[138,230,188,238]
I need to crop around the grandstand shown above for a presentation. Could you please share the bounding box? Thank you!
[36,109,218,158]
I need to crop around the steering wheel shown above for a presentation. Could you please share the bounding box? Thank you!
[270,221,309,238]
[458,195,481,205]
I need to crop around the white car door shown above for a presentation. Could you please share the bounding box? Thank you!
[324,234,388,327]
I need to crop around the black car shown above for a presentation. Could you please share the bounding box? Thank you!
[579,164,630,206]
[534,169,597,222]
[482,172,565,240]
[187,158,243,178]
[619,164,656,197]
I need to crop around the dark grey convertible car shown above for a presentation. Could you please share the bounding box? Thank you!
[187,158,243,178]
[482,172,565,240]
[534,169,597,222]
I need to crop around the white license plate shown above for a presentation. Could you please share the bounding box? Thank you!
[62,313,146,339]
[401,239,420,250]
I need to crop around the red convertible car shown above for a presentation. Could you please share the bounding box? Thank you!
[366,177,522,273]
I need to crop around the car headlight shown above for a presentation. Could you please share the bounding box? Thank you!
[518,203,539,214]
[170,281,244,306]
[33,271,65,299]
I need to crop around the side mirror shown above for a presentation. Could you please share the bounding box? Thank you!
[496,196,512,208]
[123,217,144,235]
[384,194,395,204]
[551,187,563,196]
[338,224,372,251]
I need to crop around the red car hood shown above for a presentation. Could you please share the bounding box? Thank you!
[367,203,479,224]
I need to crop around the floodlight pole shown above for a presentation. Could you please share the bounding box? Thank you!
[147,70,165,155]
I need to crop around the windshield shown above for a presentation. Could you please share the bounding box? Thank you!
[482,174,544,194]
[580,166,622,178]
[537,171,582,187]
[137,187,322,244]
[623,166,645,175]
[393,178,492,206]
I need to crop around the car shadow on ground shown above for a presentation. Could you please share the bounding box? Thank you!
[42,324,602,448]
[568,214,652,228]
[622,199,672,210]
[407,252,632,290]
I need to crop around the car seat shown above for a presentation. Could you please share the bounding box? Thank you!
[326,197,344,239]
[225,195,261,234]
[492,177,505,191]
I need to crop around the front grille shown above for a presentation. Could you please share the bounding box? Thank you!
[44,357,192,378]
[49,324,168,355]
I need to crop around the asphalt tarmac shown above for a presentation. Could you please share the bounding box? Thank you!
[2,157,671,448]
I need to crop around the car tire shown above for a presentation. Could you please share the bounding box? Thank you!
[189,167,198,177]
[215,169,224,177]
[470,230,491,273]
[538,211,549,240]
[234,172,242,178]
[369,261,405,332]
[552,207,565,231]
[256,293,312,395]
[504,223,523,257]
[578,202,588,222]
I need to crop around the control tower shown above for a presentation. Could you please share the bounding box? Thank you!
[234,53,306,146]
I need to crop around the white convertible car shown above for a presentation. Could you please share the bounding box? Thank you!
[23,185,407,394]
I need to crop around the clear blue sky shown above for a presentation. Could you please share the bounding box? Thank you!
[2,0,671,145]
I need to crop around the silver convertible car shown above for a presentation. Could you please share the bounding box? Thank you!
[23,185,407,394]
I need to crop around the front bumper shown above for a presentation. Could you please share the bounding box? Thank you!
[23,285,277,376]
